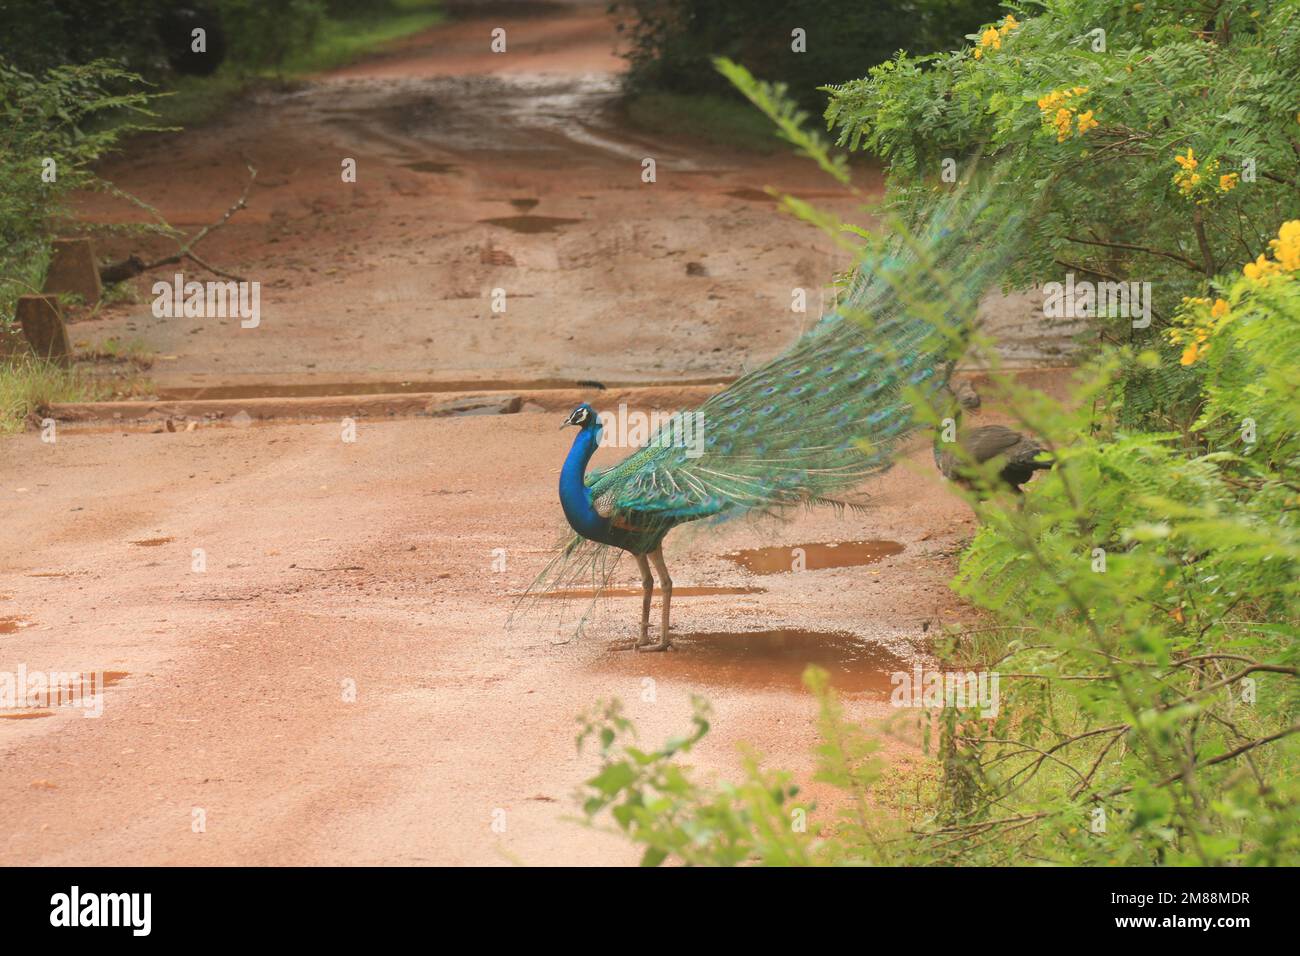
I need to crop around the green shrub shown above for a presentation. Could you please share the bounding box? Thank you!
[0,58,154,325]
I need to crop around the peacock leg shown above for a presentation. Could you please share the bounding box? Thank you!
[634,553,654,648]
[640,547,673,652]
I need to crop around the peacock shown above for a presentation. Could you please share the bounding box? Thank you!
[524,192,1023,650]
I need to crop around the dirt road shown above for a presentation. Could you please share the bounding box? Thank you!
[73,1,1065,397]
[3,3,1069,865]
[74,2,878,397]
[1,402,1011,864]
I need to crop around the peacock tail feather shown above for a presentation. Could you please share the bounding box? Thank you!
[584,188,1021,524]
[506,531,624,638]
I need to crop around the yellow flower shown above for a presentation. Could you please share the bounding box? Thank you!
[1210,298,1229,319]
[973,47,982,59]
[1173,148,1197,171]
[1179,342,1199,366]
[999,15,1020,35]
[1053,108,1073,141]
[1270,219,1300,270]
[1038,87,1092,142]
[1239,222,1300,281]
[1243,253,1279,282]
[980,27,1002,49]
[1219,172,1238,192]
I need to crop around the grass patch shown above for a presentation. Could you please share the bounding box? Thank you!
[0,356,107,434]
[622,93,785,154]
[149,0,444,129]
[76,337,155,370]
[281,0,445,75]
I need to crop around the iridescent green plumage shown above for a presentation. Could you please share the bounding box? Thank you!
[586,194,1018,525]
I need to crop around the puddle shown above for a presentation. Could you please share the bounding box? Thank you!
[401,160,458,174]
[541,585,763,599]
[727,540,904,575]
[600,629,910,694]
[478,215,580,234]
[0,616,35,634]
[131,537,174,547]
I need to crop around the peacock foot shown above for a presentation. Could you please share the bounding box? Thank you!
[637,639,672,653]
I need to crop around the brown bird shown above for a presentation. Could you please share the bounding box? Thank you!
[934,424,1053,493]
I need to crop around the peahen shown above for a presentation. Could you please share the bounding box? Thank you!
[934,422,1054,494]
[527,195,1023,650]
[933,383,1053,494]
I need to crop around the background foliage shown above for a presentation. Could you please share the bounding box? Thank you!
[0,0,434,75]
[0,60,152,323]
[608,0,1003,109]
[822,0,1300,427]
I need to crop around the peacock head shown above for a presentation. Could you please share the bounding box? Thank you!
[562,403,598,431]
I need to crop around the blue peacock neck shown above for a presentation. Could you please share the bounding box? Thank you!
[559,423,607,539]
